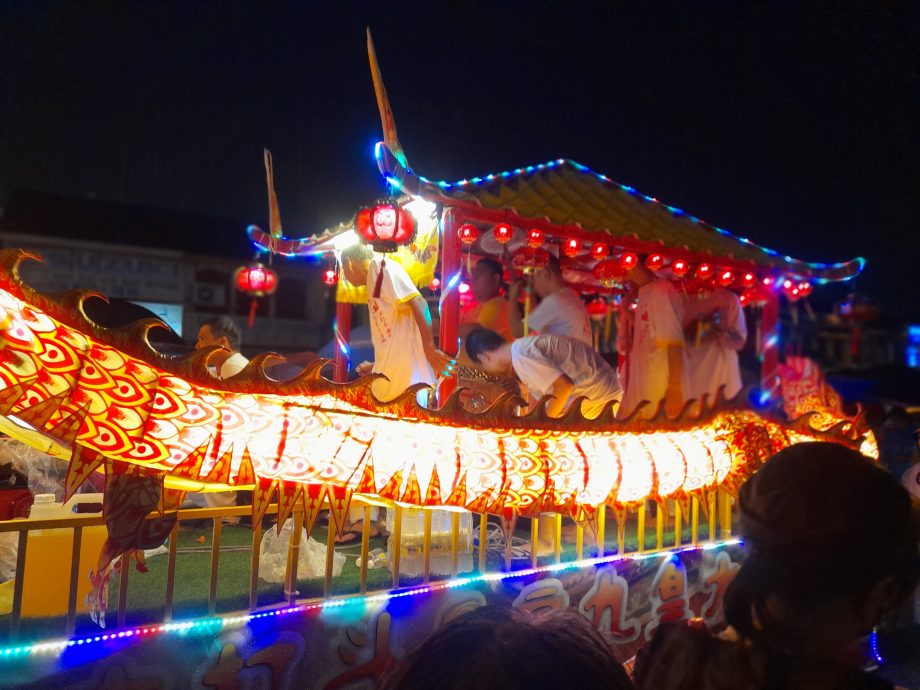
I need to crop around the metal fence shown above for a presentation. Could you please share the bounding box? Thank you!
[0,491,735,643]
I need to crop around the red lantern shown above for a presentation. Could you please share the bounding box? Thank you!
[645,253,664,271]
[512,247,551,274]
[493,223,513,244]
[562,238,581,257]
[526,228,545,248]
[234,261,279,328]
[587,298,608,322]
[458,224,479,245]
[323,268,338,286]
[235,262,278,295]
[593,259,623,286]
[355,200,416,252]
[716,270,734,287]
[762,276,775,287]
[798,281,813,297]
[671,259,690,277]
[618,252,638,271]
[591,242,610,260]
[695,263,713,280]
[740,272,756,288]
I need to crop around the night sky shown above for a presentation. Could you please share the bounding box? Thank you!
[3,3,919,320]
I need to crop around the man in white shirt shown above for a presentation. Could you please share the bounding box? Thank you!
[340,243,453,402]
[465,328,622,419]
[619,263,688,419]
[509,254,592,345]
[339,243,455,542]
[192,316,250,518]
[196,316,250,379]
[683,287,747,403]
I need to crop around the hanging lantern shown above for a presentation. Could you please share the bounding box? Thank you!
[587,298,608,322]
[591,242,610,260]
[798,281,813,297]
[355,199,416,252]
[716,269,734,287]
[458,224,479,245]
[671,259,690,277]
[645,253,664,271]
[593,259,623,287]
[562,238,581,257]
[526,228,545,248]
[235,262,278,295]
[618,252,638,272]
[694,263,713,280]
[493,223,513,244]
[512,247,551,275]
[740,272,756,288]
[762,276,775,287]
[235,261,279,328]
[323,267,338,286]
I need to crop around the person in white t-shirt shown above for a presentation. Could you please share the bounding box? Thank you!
[341,243,453,402]
[338,244,455,542]
[619,263,688,419]
[465,328,622,418]
[196,316,250,379]
[683,287,747,403]
[509,254,592,345]
[192,316,250,519]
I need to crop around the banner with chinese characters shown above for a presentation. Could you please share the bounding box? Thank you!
[3,544,743,688]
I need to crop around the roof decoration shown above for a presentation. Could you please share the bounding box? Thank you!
[375,144,863,284]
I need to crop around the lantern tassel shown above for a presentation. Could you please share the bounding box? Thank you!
[248,298,258,328]
[373,257,386,299]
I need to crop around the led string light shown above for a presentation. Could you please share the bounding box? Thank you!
[0,539,742,660]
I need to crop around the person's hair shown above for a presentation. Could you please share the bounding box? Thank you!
[724,442,919,642]
[475,257,504,279]
[340,243,374,263]
[465,327,507,364]
[542,252,562,277]
[383,605,633,690]
[202,316,242,351]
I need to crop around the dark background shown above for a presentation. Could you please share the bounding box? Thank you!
[2,2,918,320]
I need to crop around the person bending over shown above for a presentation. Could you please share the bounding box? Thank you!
[465,328,622,419]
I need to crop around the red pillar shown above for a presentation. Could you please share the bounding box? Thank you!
[760,290,780,404]
[333,300,352,383]
[437,207,462,402]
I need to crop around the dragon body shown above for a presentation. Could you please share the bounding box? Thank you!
[0,249,869,529]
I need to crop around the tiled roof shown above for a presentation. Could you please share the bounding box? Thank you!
[410,157,862,280]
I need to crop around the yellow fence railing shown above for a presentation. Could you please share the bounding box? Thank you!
[0,491,736,643]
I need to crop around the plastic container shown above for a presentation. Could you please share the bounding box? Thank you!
[19,493,107,617]
[386,508,473,578]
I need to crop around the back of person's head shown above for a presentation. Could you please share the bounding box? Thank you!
[465,327,507,365]
[383,605,633,690]
[340,243,374,264]
[203,316,242,351]
[725,442,919,648]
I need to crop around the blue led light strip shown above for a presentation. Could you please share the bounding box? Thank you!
[414,156,862,277]
[0,538,741,660]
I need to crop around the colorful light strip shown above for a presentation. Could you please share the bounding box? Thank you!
[414,157,863,279]
[0,539,741,660]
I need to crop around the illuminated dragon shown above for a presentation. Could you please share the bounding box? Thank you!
[0,248,870,535]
